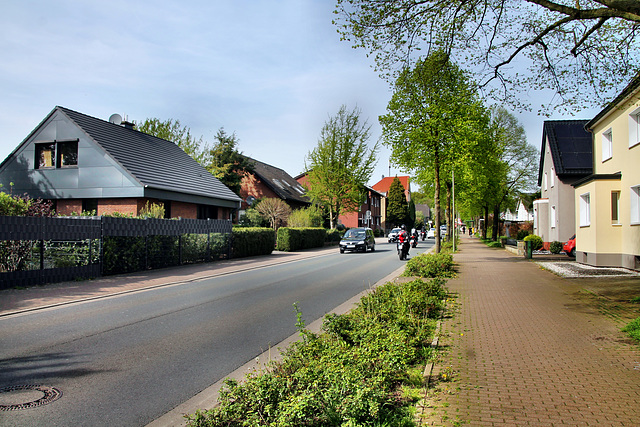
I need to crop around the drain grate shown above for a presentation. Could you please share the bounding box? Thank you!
[0,385,62,411]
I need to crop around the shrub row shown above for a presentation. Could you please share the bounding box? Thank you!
[186,277,448,426]
[232,227,275,258]
[404,251,456,278]
[276,227,326,251]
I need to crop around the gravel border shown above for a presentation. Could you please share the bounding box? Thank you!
[536,261,640,278]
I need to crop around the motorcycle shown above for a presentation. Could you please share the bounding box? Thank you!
[397,236,410,260]
[411,234,418,248]
[420,230,426,241]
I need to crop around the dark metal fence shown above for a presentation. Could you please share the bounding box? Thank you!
[0,216,232,289]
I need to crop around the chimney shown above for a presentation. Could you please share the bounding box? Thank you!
[122,120,135,130]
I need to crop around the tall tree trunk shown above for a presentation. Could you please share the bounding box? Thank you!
[434,148,441,253]
[492,204,500,241]
[445,180,452,242]
[482,205,489,240]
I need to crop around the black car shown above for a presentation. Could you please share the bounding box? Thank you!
[339,227,376,253]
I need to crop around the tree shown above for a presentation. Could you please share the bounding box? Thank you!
[379,51,487,252]
[207,128,255,196]
[334,0,640,112]
[304,105,379,229]
[386,177,409,227]
[255,198,292,230]
[136,118,212,165]
[486,106,539,240]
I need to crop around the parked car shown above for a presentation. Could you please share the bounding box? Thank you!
[340,227,376,253]
[440,225,447,237]
[563,234,576,257]
[387,227,402,243]
[427,228,436,239]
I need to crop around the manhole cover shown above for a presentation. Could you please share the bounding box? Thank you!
[0,385,62,411]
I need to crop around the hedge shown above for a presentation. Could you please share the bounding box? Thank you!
[276,227,326,251]
[232,227,275,258]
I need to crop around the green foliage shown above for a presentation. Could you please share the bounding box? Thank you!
[287,205,324,228]
[0,191,29,216]
[622,317,640,342]
[386,177,408,227]
[139,201,165,219]
[207,128,255,195]
[276,227,326,252]
[304,105,379,229]
[232,227,275,258]
[516,229,530,240]
[237,207,268,228]
[186,278,448,426]
[523,234,544,251]
[404,252,455,278]
[325,228,343,243]
[549,241,563,254]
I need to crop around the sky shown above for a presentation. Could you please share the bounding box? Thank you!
[0,0,601,190]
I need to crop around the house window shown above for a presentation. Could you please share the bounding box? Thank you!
[611,191,620,225]
[551,205,556,228]
[630,109,640,148]
[550,169,555,188]
[602,129,612,162]
[631,185,640,225]
[580,193,591,227]
[35,140,78,169]
[543,173,548,191]
[36,143,56,168]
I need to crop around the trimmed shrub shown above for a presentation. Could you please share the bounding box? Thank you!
[516,229,530,240]
[325,228,342,243]
[404,251,455,278]
[549,241,563,254]
[232,227,275,258]
[523,234,544,251]
[276,227,325,251]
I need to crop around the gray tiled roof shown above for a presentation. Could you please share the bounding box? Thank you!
[59,107,241,203]
[245,156,310,205]
[538,120,593,185]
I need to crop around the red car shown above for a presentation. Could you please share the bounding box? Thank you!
[563,235,576,257]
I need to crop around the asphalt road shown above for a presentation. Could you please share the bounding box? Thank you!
[0,239,434,426]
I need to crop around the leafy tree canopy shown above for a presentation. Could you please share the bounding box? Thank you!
[207,128,255,196]
[305,105,379,229]
[334,0,640,113]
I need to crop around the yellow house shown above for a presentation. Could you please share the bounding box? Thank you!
[573,75,640,270]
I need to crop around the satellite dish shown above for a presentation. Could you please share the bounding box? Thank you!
[246,195,256,206]
[109,113,123,125]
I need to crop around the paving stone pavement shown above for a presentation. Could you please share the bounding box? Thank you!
[419,236,640,426]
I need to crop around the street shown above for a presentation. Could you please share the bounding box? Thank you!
[0,239,433,426]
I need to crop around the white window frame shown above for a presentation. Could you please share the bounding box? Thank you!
[631,185,640,225]
[550,169,555,188]
[602,128,613,162]
[580,193,591,227]
[629,108,640,148]
[611,191,620,225]
[551,205,556,228]
[543,172,548,191]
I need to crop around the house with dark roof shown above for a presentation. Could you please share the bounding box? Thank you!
[573,75,640,270]
[0,106,241,219]
[533,120,592,249]
[239,157,310,212]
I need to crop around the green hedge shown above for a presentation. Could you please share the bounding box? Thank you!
[232,228,275,258]
[276,227,326,251]
[325,228,343,243]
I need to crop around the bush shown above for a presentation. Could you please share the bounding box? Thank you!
[276,227,325,251]
[287,205,324,228]
[549,241,563,254]
[523,234,544,251]
[186,278,448,426]
[622,317,640,342]
[516,229,530,240]
[404,251,455,278]
[325,228,342,243]
[232,228,275,257]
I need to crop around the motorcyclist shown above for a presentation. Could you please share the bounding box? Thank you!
[398,225,410,258]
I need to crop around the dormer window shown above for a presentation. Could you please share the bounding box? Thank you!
[35,140,78,169]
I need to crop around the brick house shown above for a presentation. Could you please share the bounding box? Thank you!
[239,157,311,213]
[372,175,411,231]
[0,106,241,219]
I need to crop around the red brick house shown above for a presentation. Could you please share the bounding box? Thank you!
[239,157,310,212]
[0,106,241,219]
[372,175,411,231]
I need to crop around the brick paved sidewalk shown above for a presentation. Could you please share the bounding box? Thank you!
[420,236,640,426]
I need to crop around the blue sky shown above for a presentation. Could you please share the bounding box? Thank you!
[0,0,597,188]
